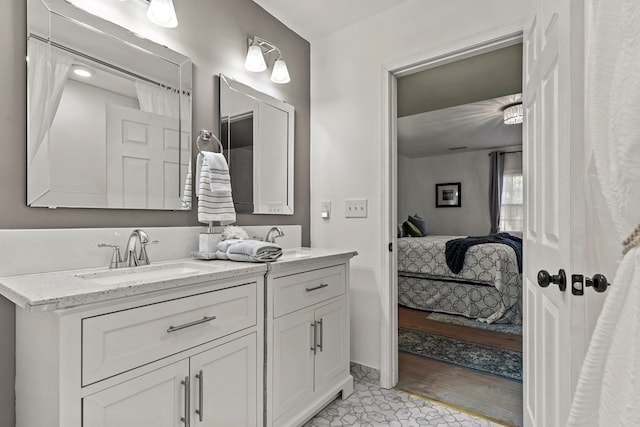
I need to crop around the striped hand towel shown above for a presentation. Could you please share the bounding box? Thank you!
[181,158,192,209]
[196,152,236,225]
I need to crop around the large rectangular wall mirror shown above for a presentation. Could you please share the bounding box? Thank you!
[27,0,192,210]
[220,74,294,215]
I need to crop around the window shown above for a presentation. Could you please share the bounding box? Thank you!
[499,172,523,232]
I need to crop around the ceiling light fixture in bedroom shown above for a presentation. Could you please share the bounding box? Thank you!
[244,36,291,84]
[503,103,523,125]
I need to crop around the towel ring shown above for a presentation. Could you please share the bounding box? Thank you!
[196,129,223,155]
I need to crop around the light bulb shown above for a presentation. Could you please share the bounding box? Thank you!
[147,0,178,28]
[271,57,290,84]
[245,44,267,72]
[72,66,92,78]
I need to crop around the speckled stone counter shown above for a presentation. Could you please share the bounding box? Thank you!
[269,247,358,274]
[0,259,267,311]
[0,248,357,312]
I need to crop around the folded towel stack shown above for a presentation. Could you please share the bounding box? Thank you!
[196,152,236,225]
[215,239,282,262]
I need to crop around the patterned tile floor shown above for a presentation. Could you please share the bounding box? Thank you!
[304,380,503,427]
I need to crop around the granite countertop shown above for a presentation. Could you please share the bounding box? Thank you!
[0,248,357,312]
[0,259,267,312]
[268,247,358,274]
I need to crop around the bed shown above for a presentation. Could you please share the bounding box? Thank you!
[397,235,522,324]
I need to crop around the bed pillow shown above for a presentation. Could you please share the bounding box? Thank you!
[402,220,422,237]
[408,214,427,236]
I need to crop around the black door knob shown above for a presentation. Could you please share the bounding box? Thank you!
[586,274,609,293]
[537,269,567,292]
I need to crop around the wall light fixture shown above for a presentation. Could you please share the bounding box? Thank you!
[146,0,178,28]
[244,36,291,84]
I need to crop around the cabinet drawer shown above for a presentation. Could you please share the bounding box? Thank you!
[82,282,256,386]
[273,265,345,317]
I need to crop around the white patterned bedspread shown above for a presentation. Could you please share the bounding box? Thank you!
[397,236,521,293]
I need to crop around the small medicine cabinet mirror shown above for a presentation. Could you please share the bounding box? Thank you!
[219,74,294,215]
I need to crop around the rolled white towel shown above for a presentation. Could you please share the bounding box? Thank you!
[227,240,282,258]
[216,239,241,253]
[227,251,282,263]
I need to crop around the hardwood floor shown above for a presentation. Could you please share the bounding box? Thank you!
[397,306,523,427]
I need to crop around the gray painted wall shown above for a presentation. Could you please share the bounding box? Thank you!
[398,150,496,236]
[0,1,310,425]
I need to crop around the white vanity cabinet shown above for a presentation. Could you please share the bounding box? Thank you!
[14,273,264,427]
[266,256,355,427]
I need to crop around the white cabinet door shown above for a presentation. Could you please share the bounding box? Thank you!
[314,298,347,391]
[83,359,189,427]
[190,333,258,427]
[272,308,315,419]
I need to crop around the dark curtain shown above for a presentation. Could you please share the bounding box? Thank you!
[489,151,505,234]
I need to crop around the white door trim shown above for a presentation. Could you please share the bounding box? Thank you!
[379,23,525,389]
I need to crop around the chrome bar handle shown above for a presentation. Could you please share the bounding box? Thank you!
[310,322,317,355]
[305,283,329,292]
[180,376,190,426]
[317,318,324,352]
[167,316,216,333]
[195,370,204,422]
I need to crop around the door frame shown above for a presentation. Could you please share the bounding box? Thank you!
[379,24,525,388]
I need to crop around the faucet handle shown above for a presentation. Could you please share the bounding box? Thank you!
[138,240,159,265]
[98,243,123,269]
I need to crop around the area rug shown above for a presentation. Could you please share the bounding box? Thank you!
[427,312,522,335]
[398,327,522,381]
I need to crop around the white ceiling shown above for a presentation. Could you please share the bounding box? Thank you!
[252,0,410,41]
[397,94,523,158]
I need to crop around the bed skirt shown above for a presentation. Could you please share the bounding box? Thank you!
[398,273,521,325]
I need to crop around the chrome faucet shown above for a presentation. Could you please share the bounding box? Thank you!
[99,229,157,269]
[265,227,285,243]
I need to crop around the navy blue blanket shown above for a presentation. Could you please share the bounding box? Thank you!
[445,233,523,274]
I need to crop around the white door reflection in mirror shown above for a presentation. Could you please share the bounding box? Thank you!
[220,74,294,215]
[255,102,289,214]
[106,105,189,209]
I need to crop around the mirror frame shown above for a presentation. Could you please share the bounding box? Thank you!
[219,74,295,215]
[27,0,193,210]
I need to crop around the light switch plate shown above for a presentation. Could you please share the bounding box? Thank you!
[321,200,331,219]
[345,199,368,218]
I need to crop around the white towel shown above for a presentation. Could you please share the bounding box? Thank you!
[227,240,282,258]
[215,239,283,262]
[196,152,236,224]
[196,152,232,193]
[181,158,192,209]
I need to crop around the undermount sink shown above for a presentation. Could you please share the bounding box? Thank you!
[75,261,220,286]
[280,248,313,259]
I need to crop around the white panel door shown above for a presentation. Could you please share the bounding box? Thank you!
[254,102,289,214]
[106,104,188,209]
[83,359,189,427]
[314,298,347,391]
[272,308,315,420]
[522,1,588,426]
[190,333,258,427]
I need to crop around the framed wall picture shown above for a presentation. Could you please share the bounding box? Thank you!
[435,182,461,207]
